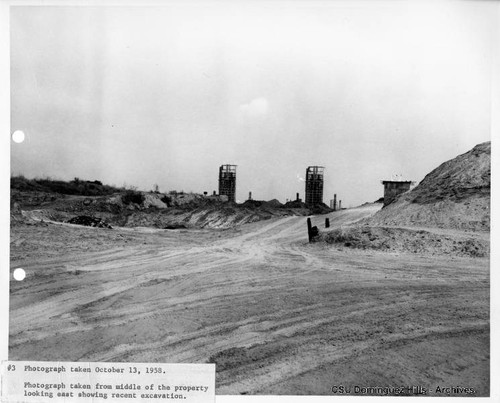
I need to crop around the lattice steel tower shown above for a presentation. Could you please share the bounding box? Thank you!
[218,164,237,202]
[305,166,324,205]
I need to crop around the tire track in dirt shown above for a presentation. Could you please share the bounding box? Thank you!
[9,204,489,395]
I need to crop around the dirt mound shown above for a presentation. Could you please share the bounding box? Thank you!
[283,200,307,209]
[10,202,35,227]
[282,201,332,215]
[309,203,334,215]
[67,216,112,229]
[241,199,284,209]
[365,142,490,231]
[241,200,265,208]
[12,185,331,229]
[117,205,274,229]
[320,226,489,258]
[319,143,490,257]
[11,190,60,207]
[410,142,490,204]
[263,199,283,208]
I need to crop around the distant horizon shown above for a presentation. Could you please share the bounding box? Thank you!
[11,138,491,207]
[10,2,496,208]
[10,137,490,207]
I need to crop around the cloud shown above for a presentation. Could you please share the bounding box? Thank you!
[239,97,269,118]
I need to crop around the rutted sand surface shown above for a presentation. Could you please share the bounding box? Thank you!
[9,204,489,396]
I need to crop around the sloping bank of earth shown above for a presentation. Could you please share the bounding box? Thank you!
[316,142,490,258]
[11,190,331,230]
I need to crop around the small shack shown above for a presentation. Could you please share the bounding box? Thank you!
[381,180,413,206]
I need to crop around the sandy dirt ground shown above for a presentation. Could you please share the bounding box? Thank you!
[9,204,489,396]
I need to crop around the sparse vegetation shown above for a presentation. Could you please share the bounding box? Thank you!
[121,190,145,205]
[160,195,172,206]
[11,175,122,196]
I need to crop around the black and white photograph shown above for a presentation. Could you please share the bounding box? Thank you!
[4,0,499,399]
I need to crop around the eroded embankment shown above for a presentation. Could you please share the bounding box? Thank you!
[11,189,331,230]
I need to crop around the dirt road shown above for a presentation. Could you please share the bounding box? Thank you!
[9,204,489,396]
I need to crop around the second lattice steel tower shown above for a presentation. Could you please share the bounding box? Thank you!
[218,164,237,202]
[305,166,324,205]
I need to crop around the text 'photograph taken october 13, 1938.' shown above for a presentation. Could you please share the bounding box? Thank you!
[7,0,496,398]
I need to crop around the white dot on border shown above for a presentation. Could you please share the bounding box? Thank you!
[12,130,25,143]
[13,268,26,281]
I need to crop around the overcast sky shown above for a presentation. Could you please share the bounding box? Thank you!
[10,1,497,206]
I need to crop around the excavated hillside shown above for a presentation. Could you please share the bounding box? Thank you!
[11,186,331,230]
[365,141,490,231]
[320,142,490,257]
